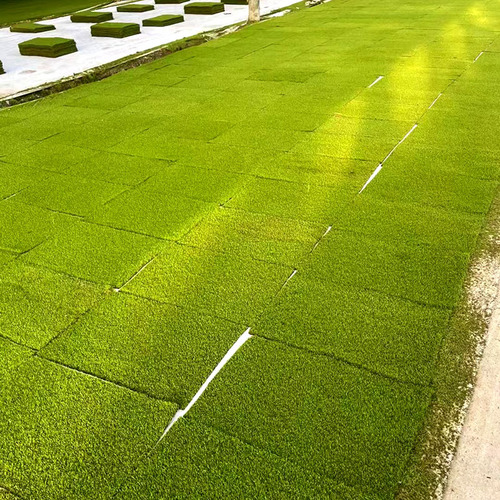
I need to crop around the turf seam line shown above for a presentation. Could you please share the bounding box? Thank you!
[40,356,177,403]
[427,93,442,110]
[358,163,382,194]
[155,327,253,442]
[254,333,431,389]
[380,124,418,165]
[114,256,156,291]
[80,219,167,242]
[367,75,384,88]
[1,187,27,202]
[0,332,38,353]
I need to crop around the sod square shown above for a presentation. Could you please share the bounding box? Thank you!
[0,261,108,349]
[3,141,96,174]
[141,164,247,203]
[124,242,293,323]
[184,2,225,15]
[117,3,155,12]
[0,251,15,269]
[0,357,177,500]
[226,177,355,224]
[14,172,126,217]
[156,0,188,3]
[255,273,451,384]
[118,419,345,498]
[10,22,56,33]
[89,186,215,240]
[23,220,162,288]
[339,195,483,254]
[0,162,49,200]
[143,14,184,27]
[0,338,33,379]
[18,37,77,58]
[189,337,432,499]
[91,22,141,38]
[41,293,245,406]
[248,68,322,83]
[0,201,66,254]
[70,10,113,23]
[305,231,469,307]
[65,152,168,186]
[180,207,326,266]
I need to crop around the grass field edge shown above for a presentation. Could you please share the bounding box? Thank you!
[397,185,500,499]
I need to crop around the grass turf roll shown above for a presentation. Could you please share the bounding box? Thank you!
[143,14,184,26]
[10,22,56,33]
[70,11,113,22]
[18,37,78,58]
[184,2,224,14]
[91,22,141,38]
[117,3,155,12]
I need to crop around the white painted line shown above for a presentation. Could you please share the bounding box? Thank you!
[358,164,382,194]
[311,225,332,252]
[283,269,297,286]
[157,327,252,441]
[381,123,418,164]
[428,92,442,110]
[368,75,384,88]
[114,256,155,292]
[474,51,484,62]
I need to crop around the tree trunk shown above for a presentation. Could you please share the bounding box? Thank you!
[248,0,260,23]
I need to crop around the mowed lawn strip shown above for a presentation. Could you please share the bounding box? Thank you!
[117,418,350,499]
[189,337,432,499]
[0,357,177,500]
[40,292,246,407]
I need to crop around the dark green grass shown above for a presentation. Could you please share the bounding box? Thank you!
[255,273,451,384]
[41,292,245,406]
[14,172,126,217]
[117,3,155,12]
[23,220,162,287]
[305,230,469,307]
[10,22,56,33]
[118,419,345,498]
[0,0,107,26]
[155,0,188,3]
[124,242,293,323]
[18,37,77,58]
[141,164,247,203]
[0,357,177,500]
[89,186,215,240]
[189,337,432,499]
[142,14,184,27]
[226,177,355,224]
[0,261,108,349]
[180,207,325,266]
[70,10,113,22]
[65,152,168,186]
[0,338,33,379]
[91,22,141,38]
[184,2,224,15]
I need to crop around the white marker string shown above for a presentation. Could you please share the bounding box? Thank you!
[474,51,484,62]
[358,164,382,194]
[368,75,384,88]
[311,225,332,252]
[381,123,418,164]
[428,93,442,110]
[114,256,155,292]
[156,328,252,442]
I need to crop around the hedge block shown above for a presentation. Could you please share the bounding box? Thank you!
[18,38,77,58]
[143,14,184,26]
[10,22,56,33]
[91,22,141,38]
[184,2,225,14]
[70,11,113,23]
[117,3,155,12]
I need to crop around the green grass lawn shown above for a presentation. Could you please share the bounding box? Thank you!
[1,0,500,498]
[0,0,107,26]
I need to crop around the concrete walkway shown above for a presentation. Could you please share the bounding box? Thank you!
[445,292,500,499]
